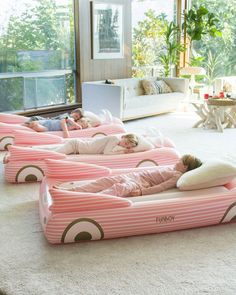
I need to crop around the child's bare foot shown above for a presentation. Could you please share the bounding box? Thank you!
[3,154,9,164]
[52,185,61,190]
[52,185,76,191]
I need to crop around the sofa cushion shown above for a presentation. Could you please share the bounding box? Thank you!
[142,79,172,95]
[115,78,144,98]
[123,92,184,120]
[124,92,183,110]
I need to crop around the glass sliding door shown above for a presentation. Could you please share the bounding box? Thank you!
[132,0,177,77]
[0,0,76,112]
[190,0,236,81]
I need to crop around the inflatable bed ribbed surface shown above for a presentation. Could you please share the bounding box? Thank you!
[4,141,180,183]
[0,112,125,150]
[39,160,236,244]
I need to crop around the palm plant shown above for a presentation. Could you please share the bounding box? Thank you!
[203,51,222,85]
[159,21,185,77]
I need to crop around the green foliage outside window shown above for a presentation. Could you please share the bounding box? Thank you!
[182,5,222,44]
[0,0,75,112]
[132,10,168,77]
[132,10,184,77]
[0,78,23,112]
[0,0,65,72]
[191,0,236,81]
[132,1,236,83]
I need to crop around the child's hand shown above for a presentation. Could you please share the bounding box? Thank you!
[124,148,134,154]
[3,154,9,164]
[128,189,141,197]
[75,124,82,130]
[52,185,61,190]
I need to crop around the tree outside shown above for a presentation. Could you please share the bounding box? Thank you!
[0,0,75,112]
[132,0,236,85]
[132,0,176,77]
[191,0,236,84]
[132,10,168,77]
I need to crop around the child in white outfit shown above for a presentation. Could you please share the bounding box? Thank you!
[55,134,139,155]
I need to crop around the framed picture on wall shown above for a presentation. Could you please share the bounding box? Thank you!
[91,1,124,59]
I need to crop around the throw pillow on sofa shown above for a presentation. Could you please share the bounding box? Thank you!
[142,79,172,95]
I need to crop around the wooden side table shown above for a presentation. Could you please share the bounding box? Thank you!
[190,100,209,128]
[206,99,236,132]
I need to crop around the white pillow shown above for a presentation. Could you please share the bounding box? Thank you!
[177,160,236,191]
[147,136,175,148]
[84,111,102,127]
[132,135,155,152]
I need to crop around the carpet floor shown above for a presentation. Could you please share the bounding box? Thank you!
[1,111,236,295]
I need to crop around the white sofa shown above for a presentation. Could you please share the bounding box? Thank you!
[82,77,189,121]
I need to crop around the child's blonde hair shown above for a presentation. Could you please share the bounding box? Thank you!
[122,134,139,147]
[71,108,84,118]
[182,154,202,172]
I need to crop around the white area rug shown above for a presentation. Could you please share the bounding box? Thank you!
[1,111,236,295]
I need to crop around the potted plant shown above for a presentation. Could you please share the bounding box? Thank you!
[182,5,222,58]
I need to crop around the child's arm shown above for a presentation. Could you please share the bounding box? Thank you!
[66,118,82,130]
[124,148,135,154]
[84,121,92,129]
[109,145,127,154]
[104,140,130,155]
[103,136,121,154]
[111,145,135,154]
[141,173,181,196]
[60,119,70,138]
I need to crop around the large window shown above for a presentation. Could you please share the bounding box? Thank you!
[190,0,236,83]
[0,0,76,112]
[132,0,177,77]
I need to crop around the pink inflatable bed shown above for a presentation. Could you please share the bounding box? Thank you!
[39,159,236,244]
[4,138,180,183]
[0,112,125,150]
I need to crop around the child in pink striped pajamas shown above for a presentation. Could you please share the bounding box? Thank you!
[66,155,202,197]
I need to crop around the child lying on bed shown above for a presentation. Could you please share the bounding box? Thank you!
[29,108,84,122]
[56,155,202,197]
[24,117,85,138]
[55,134,139,155]
[53,108,84,121]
